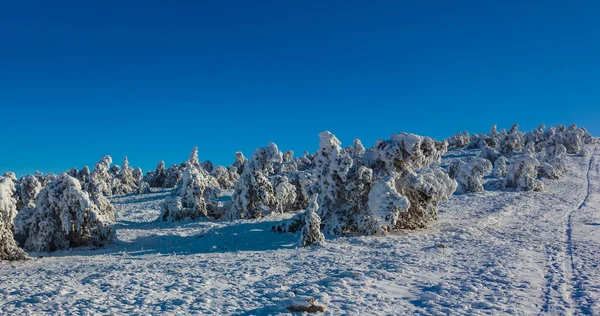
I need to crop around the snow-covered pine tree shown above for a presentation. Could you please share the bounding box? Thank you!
[312,131,353,234]
[113,156,137,195]
[91,155,114,196]
[274,176,297,213]
[225,145,279,220]
[19,174,115,252]
[16,175,42,210]
[159,166,208,221]
[500,124,524,155]
[299,195,325,247]
[78,166,92,192]
[0,176,28,260]
[147,160,167,188]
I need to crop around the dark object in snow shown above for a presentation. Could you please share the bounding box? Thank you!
[286,297,326,313]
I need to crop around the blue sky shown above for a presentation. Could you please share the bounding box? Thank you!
[1,1,599,177]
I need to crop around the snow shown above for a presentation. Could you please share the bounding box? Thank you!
[1,145,600,314]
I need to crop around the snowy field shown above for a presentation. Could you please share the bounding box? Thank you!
[1,145,599,315]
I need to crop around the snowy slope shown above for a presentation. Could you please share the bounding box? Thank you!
[1,145,599,315]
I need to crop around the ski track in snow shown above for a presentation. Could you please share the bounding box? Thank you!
[1,145,600,315]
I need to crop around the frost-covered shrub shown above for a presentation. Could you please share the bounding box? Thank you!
[478,146,501,164]
[503,152,543,191]
[19,174,115,252]
[448,157,492,194]
[537,162,561,179]
[395,167,457,229]
[524,124,547,145]
[136,181,151,194]
[564,124,584,155]
[66,167,78,178]
[0,176,28,260]
[500,124,524,155]
[492,156,508,178]
[159,167,208,221]
[299,195,325,247]
[447,131,470,148]
[274,176,297,214]
[16,175,42,210]
[109,165,121,178]
[91,155,114,196]
[371,133,447,174]
[359,175,409,235]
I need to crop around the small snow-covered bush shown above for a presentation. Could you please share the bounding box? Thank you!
[447,131,470,148]
[372,133,447,173]
[226,166,276,220]
[492,156,508,178]
[0,176,28,260]
[279,150,298,173]
[164,164,182,188]
[112,156,138,195]
[299,195,325,247]
[359,175,409,235]
[345,138,367,159]
[147,161,167,188]
[395,167,457,229]
[503,152,543,192]
[19,174,115,252]
[478,146,501,164]
[500,124,524,155]
[448,157,492,194]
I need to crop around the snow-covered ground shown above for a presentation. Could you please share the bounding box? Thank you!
[1,146,599,315]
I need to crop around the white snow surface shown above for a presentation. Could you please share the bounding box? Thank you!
[2,146,600,315]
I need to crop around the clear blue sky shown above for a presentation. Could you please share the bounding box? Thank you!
[1,1,599,177]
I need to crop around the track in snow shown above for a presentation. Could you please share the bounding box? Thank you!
[541,146,597,315]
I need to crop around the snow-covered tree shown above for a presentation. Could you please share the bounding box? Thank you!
[448,157,492,194]
[295,151,314,171]
[279,150,298,173]
[492,156,508,178]
[0,176,28,260]
[345,138,367,159]
[188,146,201,169]
[136,181,151,194]
[164,164,182,188]
[311,131,353,234]
[159,167,208,221]
[211,166,236,190]
[16,175,42,210]
[109,165,121,178]
[478,146,501,164]
[446,131,470,148]
[66,167,78,178]
[274,176,297,213]
[500,124,524,155]
[201,160,214,173]
[371,133,447,174]
[288,171,314,212]
[226,161,276,220]
[299,195,325,247]
[77,166,92,193]
[232,151,248,175]
[91,155,114,196]
[147,161,167,188]
[503,152,543,191]
[359,175,409,235]
[113,156,137,195]
[132,167,143,183]
[18,174,115,252]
